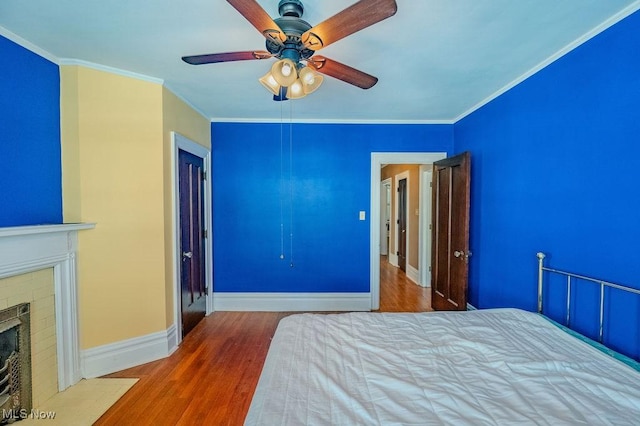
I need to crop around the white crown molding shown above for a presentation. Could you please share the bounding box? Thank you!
[163,82,210,121]
[58,58,164,85]
[0,28,167,87]
[454,1,640,123]
[62,60,211,122]
[0,28,207,119]
[0,29,204,120]
[210,117,455,125]
[0,25,58,64]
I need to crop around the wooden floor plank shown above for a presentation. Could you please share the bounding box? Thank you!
[95,258,429,425]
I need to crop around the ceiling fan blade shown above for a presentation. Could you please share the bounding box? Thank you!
[227,0,286,45]
[307,56,378,89]
[302,0,397,50]
[182,51,272,65]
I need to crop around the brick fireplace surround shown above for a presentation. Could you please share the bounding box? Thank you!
[0,224,94,403]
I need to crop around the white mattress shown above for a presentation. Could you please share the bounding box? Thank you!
[245,308,640,425]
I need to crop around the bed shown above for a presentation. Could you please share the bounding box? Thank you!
[245,253,640,425]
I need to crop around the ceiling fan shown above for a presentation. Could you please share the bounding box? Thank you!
[181,0,398,100]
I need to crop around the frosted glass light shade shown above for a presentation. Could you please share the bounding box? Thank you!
[259,72,281,95]
[286,79,306,99]
[299,67,323,94]
[271,59,298,87]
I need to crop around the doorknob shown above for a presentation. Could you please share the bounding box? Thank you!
[182,251,193,259]
[454,250,472,263]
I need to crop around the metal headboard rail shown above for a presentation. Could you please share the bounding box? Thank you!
[537,252,640,343]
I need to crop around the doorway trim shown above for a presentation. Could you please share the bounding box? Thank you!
[380,178,392,257]
[171,132,213,344]
[370,152,446,310]
[419,167,433,288]
[393,170,410,270]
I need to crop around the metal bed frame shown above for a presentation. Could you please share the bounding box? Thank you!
[537,251,640,343]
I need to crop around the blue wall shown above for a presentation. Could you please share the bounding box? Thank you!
[455,11,640,357]
[0,36,62,226]
[212,122,452,293]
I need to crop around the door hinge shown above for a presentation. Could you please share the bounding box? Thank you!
[202,229,208,239]
[201,170,206,181]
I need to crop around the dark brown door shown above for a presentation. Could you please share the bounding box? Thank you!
[431,152,471,310]
[397,178,408,272]
[179,149,207,337]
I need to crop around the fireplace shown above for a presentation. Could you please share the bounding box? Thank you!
[0,223,94,405]
[0,303,31,422]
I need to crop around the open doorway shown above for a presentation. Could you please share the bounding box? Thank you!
[370,152,446,310]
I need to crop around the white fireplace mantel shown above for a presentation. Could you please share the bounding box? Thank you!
[0,223,95,391]
[0,223,94,238]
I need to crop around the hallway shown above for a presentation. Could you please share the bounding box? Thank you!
[378,255,432,312]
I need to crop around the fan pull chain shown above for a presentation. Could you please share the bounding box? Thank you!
[279,100,285,260]
[289,100,294,268]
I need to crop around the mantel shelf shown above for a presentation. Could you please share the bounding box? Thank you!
[0,223,96,238]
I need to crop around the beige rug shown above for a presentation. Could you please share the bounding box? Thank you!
[19,378,138,426]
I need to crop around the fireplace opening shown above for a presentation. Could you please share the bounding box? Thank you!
[0,303,31,424]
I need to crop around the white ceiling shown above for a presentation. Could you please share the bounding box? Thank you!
[1,1,638,123]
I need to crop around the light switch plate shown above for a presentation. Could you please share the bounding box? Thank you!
[359,211,366,221]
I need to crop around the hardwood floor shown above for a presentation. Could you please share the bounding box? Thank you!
[378,255,432,312]
[95,258,431,425]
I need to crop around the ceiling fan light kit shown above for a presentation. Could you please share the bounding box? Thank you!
[266,60,324,100]
[286,78,306,99]
[299,66,323,94]
[182,0,398,101]
[271,58,298,86]
[259,71,281,96]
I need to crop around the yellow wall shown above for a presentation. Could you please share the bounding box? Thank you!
[60,66,209,349]
[161,88,210,328]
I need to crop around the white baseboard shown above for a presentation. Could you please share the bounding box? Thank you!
[406,264,420,285]
[388,253,399,267]
[81,324,178,379]
[213,292,371,312]
[166,323,179,355]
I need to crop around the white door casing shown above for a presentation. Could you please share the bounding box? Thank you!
[380,178,392,256]
[171,132,213,344]
[419,167,433,287]
[370,152,446,310]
